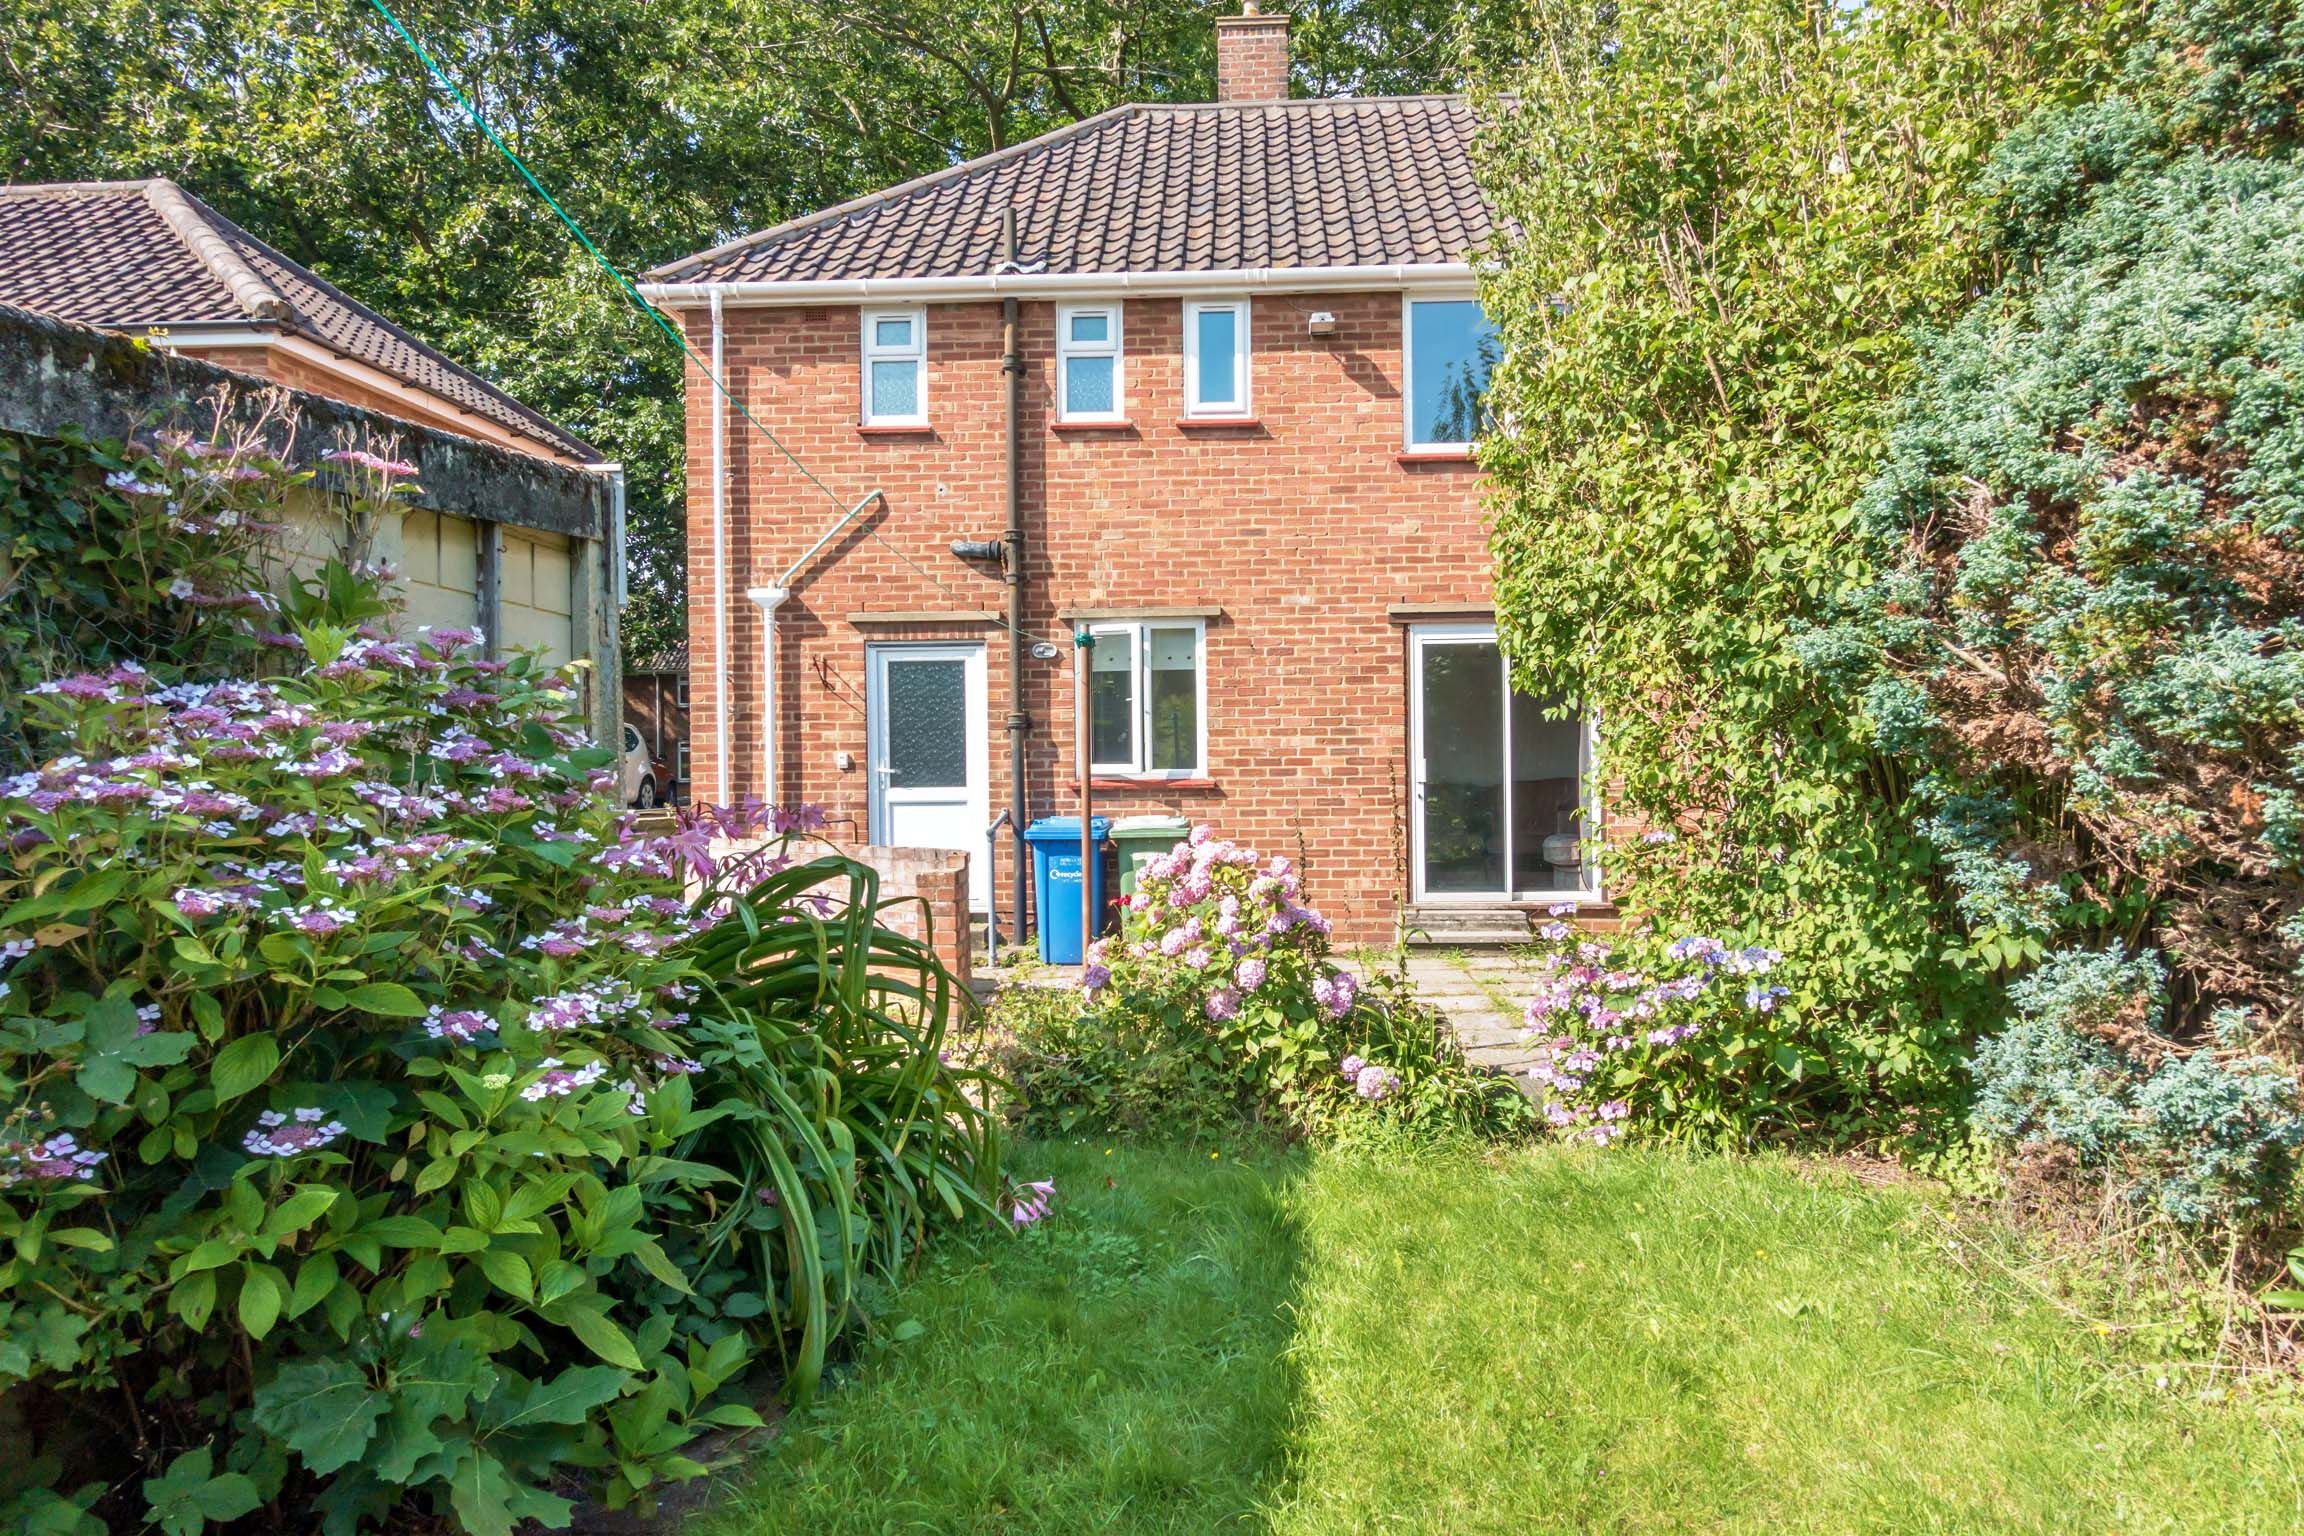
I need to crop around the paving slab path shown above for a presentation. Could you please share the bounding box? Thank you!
[1342,949,1543,1086]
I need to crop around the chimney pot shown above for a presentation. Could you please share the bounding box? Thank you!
[1215,4,1290,103]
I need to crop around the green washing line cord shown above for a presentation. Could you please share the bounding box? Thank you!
[356,0,847,510]
[358,0,1080,654]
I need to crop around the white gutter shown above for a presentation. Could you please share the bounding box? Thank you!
[639,262,1479,308]
[710,290,730,808]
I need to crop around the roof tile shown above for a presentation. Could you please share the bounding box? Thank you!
[0,180,597,461]
[646,96,1493,286]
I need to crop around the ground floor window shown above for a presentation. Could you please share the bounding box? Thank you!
[1409,623,1598,901]
[1087,620,1205,777]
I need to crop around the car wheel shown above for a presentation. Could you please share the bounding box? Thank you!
[636,775,659,809]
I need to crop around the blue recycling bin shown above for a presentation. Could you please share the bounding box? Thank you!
[1024,816,1112,965]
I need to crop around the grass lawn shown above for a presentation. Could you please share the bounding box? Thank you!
[693,1141,2304,1535]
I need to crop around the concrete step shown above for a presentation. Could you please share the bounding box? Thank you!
[1403,906,1531,948]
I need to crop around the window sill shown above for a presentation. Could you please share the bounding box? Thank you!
[857,423,934,437]
[1175,416,1261,430]
[1396,447,1476,464]
[1050,418,1137,433]
[1062,776,1219,792]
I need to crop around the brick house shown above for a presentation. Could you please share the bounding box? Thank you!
[641,5,1605,947]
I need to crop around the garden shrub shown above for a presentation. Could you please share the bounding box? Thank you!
[1795,0,2304,1214]
[0,428,1000,1534]
[996,827,1530,1141]
[1971,947,2304,1224]
[1471,0,2133,1144]
[1514,912,1794,1147]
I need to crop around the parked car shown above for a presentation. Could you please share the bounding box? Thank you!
[620,724,666,808]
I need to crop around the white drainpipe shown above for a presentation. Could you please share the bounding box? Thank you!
[709,290,730,808]
[747,491,881,813]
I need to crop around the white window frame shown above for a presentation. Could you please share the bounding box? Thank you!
[1085,619,1208,779]
[1401,292,1492,452]
[860,307,928,427]
[1182,299,1251,419]
[1406,622,1604,904]
[1056,304,1126,423]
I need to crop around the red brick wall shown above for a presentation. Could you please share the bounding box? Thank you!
[680,290,1501,945]
[1216,14,1292,102]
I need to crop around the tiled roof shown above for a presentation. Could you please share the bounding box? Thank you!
[646,96,1493,286]
[626,641,689,676]
[0,180,599,461]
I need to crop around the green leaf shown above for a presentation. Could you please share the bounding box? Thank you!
[209,1035,281,1103]
[365,1215,445,1249]
[250,1358,387,1475]
[555,1301,643,1370]
[237,1264,284,1339]
[478,1248,534,1303]
[445,1444,572,1536]
[143,1447,262,1536]
[2,866,128,927]
[631,1239,693,1295]
[490,1363,628,1428]
[262,1186,339,1238]
[76,995,192,1104]
[171,1271,218,1331]
[341,981,426,1018]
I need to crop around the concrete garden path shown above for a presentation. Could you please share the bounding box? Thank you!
[1342,949,1542,1083]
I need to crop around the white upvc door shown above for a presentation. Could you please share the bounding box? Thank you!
[1407,623,1602,905]
[865,642,990,909]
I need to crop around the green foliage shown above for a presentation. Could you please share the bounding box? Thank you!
[1,0,1469,660]
[1472,0,2134,1143]
[1802,1,2304,1065]
[997,829,1528,1142]
[0,431,998,1532]
[0,425,278,754]
[1970,946,2304,1223]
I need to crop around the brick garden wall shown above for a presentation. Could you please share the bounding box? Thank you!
[680,289,1504,946]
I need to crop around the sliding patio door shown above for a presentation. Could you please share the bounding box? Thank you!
[1408,624,1599,903]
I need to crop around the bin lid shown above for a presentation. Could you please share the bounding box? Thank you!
[1111,814,1190,834]
[1022,815,1113,844]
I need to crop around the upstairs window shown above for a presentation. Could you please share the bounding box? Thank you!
[861,308,926,426]
[1087,621,1205,777]
[1058,306,1124,422]
[1404,298,1498,450]
[1183,300,1250,418]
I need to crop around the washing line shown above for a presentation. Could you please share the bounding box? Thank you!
[355,0,1073,647]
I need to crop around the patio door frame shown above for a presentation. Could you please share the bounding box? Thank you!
[1406,622,1603,905]
[864,640,990,908]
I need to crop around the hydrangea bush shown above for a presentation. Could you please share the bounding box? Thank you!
[1000,826,1527,1140]
[0,429,999,1534]
[1515,909,1788,1146]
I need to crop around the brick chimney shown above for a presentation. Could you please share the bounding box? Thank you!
[1215,2,1290,102]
